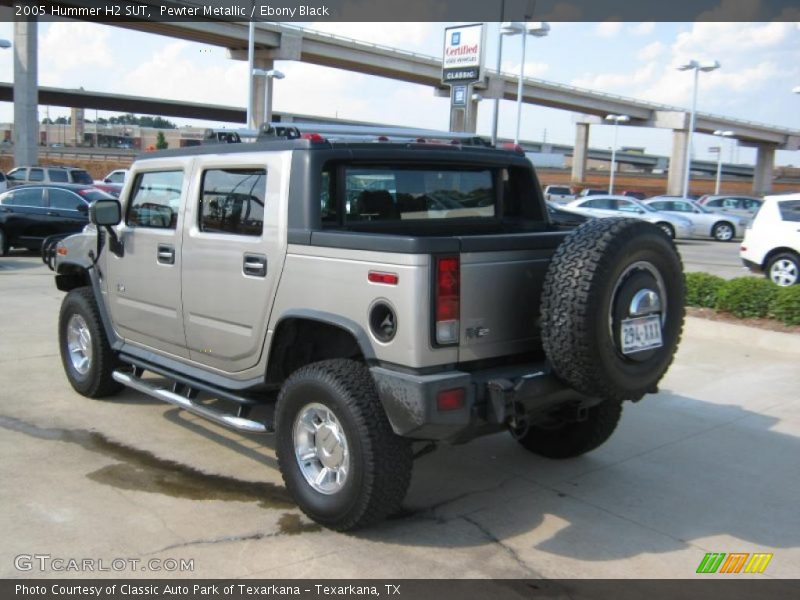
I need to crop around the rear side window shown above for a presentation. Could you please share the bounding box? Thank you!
[70,170,93,185]
[29,168,44,182]
[778,200,800,222]
[126,170,183,229]
[547,186,570,195]
[342,167,495,223]
[3,188,45,207]
[48,169,69,183]
[199,168,266,236]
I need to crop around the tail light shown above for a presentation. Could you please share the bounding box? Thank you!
[300,132,326,143]
[437,388,465,411]
[435,256,460,345]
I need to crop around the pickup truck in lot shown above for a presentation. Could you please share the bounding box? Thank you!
[49,126,685,530]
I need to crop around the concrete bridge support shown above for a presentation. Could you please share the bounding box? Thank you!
[752,144,775,196]
[571,121,590,183]
[13,20,38,167]
[667,130,689,196]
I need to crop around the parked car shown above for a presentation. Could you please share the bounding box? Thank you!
[741,193,800,286]
[578,188,607,197]
[7,166,94,188]
[543,185,575,204]
[92,183,122,198]
[643,197,746,242]
[101,169,128,185]
[0,184,113,255]
[0,171,7,193]
[562,195,692,239]
[696,194,762,224]
[546,201,589,229]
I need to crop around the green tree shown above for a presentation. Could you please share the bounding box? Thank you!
[155,131,168,150]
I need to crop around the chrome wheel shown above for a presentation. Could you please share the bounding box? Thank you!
[66,314,93,375]
[293,402,350,495]
[770,259,798,287]
[713,223,734,241]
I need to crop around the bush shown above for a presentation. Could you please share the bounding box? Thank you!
[715,277,778,319]
[769,285,800,326]
[685,272,726,308]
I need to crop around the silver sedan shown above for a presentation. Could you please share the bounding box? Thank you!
[561,195,693,239]
[643,197,746,242]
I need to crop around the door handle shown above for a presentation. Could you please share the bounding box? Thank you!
[46,211,57,216]
[157,244,175,265]
[243,253,267,277]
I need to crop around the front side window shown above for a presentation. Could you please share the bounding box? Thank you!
[778,200,800,222]
[126,170,183,229]
[199,168,266,236]
[29,168,44,182]
[49,188,85,211]
[616,200,641,213]
[48,169,69,183]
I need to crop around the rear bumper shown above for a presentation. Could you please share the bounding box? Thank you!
[370,362,598,443]
[741,257,762,273]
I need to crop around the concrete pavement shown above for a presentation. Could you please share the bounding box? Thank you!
[0,252,798,580]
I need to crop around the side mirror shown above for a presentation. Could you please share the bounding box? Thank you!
[90,199,121,226]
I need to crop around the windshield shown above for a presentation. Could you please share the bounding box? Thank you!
[71,170,94,185]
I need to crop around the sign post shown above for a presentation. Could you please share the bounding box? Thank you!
[442,23,485,133]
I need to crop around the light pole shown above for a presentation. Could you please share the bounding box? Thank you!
[252,68,285,126]
[246,19,255,128]
[605,114,629,194]
[712,129,733,194]
[500,21,550,144]
[677,59,720,199]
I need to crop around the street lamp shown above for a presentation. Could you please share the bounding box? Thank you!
[677,59,720,199]
[793,86,800,94]
[500,21,550,144]
[605,114,629,194]
[0,39,11,49]
[252,68,285,126]
[712,129,733,194]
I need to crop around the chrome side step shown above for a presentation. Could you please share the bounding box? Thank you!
[112,370,271,434]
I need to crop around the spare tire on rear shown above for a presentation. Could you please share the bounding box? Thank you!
[540,218,685,402]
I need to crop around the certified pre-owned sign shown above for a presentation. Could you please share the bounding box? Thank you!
[442,23,485,84]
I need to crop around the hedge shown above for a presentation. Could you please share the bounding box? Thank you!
[685,272,799,326]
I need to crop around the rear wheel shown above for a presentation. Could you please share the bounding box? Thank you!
[58,287,122,398]
[513,399,623,458]
[712,221,735,242]
[275,359,412,531]
[767,252,799,287]
[541,218,685,402]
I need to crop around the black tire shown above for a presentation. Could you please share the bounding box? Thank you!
[58,287,122,398]
[275,359,412,531]
[0,228,8,256]
[766,252,799,287]
[515,399,623,459]
[712,221,735,242]
[541,218,685,402]
[656,222,675,239]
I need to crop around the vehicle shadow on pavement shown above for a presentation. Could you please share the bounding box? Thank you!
[359,392,799,560]
[0,252,45,271]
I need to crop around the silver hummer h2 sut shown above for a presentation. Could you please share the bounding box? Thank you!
[49,126,685,530]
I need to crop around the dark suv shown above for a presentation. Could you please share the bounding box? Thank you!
[7,166,94,188]
[0,184,112,255]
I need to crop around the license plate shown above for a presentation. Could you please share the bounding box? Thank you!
[621,315,663,355]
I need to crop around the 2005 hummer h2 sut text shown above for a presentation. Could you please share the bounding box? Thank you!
[50,126,684,531]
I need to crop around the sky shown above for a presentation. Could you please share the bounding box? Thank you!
[0,19,798,166]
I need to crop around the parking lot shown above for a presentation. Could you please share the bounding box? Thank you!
[1,247,798,580]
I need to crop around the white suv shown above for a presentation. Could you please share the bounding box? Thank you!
[740,193,800,286]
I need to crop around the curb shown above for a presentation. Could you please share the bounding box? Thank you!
[685,315,800,356]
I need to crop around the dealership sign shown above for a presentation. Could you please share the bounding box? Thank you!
[442,23,485,84]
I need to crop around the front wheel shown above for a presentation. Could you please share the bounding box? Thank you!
[513,399,623,458]
[275,359,412,531]
[767,252,799,287]
[58,287,122,398]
